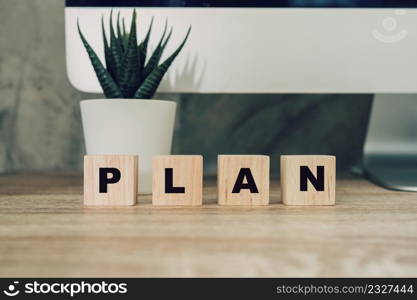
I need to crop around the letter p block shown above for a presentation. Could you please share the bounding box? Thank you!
[280,155,336,206]
[84,155,138,206]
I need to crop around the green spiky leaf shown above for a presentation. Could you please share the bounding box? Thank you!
[101,15,114,78]
[138,17,154,71]
[122,18,126,35]
[142,21,169,80]
[119,10,141,97]
[78,21,123,98]
[116,12,125,52]
[109,10,124,84]
[122,18,129,50]
[134,26,191,99]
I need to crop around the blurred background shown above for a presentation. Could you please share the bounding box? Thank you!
[0,0,372,176]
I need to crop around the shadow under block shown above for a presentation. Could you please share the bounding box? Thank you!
[218,155,270,205]
[152,155,203,206]
[84,155,138,206]
[280,155,336,206]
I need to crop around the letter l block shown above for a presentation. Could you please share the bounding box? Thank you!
[152,155,203,206]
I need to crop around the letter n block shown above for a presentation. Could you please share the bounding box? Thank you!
[152,155,203,206]
[218,155,270,205]
[280,155,336,206]
[84,155,138,206]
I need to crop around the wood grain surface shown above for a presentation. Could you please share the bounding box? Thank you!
[0,174,416,277]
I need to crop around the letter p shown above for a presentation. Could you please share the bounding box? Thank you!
[99,168,121,193]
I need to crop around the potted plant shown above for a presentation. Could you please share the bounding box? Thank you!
[78,10,191,194]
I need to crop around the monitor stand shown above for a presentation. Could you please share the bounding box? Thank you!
[363,94,417,192]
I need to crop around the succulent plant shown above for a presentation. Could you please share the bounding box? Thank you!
[78,10,191,99]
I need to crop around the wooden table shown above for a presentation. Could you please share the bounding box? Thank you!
[0,174,416,277]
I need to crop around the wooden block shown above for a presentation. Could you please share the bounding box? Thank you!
[280,155,336,206]
[218,155,270,205]
[152,155,203,206]
[84,155,138,206]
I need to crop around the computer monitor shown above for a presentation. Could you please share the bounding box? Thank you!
[65,0,417,191]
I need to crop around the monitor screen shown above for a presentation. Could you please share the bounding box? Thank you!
[66,0,417,94]
[66,0,417,8]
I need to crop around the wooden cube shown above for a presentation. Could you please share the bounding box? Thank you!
[152,155,203,206]
[218,155,270,205]
[280,155,336,206]
[84,155,138,206]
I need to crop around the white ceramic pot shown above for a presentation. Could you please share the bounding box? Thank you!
[80,99,177,194]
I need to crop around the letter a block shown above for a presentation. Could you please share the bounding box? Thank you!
[84,155,138,206]
[218,155,270,205]
[152,155,203,206]
[280,155,336,206]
